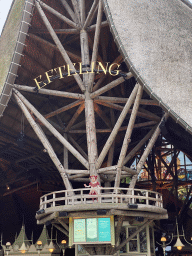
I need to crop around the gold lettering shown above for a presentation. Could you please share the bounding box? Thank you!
[67,63,77,76]
[34,75,46,89]
[79,62,83,74]
[54,65,65,79]
[97,62,109,74]
[45,69,54,84]
[109,63,120,76]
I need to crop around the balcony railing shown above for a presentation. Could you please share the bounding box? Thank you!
[39,187,163,210]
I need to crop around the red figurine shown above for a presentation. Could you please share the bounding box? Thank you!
[84,175,102,202]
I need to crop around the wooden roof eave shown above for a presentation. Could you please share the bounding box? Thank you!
[0,0,35,118]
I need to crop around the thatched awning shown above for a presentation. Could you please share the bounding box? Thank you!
[0,0,33,117]
[104,0,192,133]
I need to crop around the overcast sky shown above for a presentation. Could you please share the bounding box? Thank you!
[0,0,192,35]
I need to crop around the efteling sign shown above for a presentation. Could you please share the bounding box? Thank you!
[34,62,121,89]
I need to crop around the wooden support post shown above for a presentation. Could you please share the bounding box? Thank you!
[14,93,73,191]
[35,1,85,92]
[60,0,78,23]
[96,84,139,169]
[114,85,143,187]
[63,133,68,170]
[13,89,89,169]
[79,0,85,25]
[83,0,99,29]
[129,113,169,189]
[89,0,103,91]
[113,219,153,254]
[71,0,81,25]
[115,216,124,245]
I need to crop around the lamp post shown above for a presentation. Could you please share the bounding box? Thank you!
[5,242,11,256]
[36,240,42,255]
[60,240,67,256]
[160,236,167,256]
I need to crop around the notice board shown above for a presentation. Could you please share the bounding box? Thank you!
[69,216,115,246]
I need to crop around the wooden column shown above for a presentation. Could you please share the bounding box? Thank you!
[114,85,143,187]
[129,113,169,189]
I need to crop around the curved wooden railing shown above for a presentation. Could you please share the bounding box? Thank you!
[39,187,163,210]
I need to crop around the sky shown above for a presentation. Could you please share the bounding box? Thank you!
[0,0,13,35]
[1,0,192,35]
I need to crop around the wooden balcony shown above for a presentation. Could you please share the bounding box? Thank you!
[36,188,168,224]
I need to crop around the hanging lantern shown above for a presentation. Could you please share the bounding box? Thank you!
[174,236,185,250]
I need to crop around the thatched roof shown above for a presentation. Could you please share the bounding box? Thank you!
[104,0,192,133]
[0,0,32,117]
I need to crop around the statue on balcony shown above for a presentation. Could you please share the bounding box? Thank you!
[84,176,102,202]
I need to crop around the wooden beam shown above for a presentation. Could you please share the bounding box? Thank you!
[129,113,169,189]
[38,0,79,29]
[115,85,143,187]
[123,126,157,165]
[60,0,78,23]
[52,223,69,237]
[13,89,89,169]
[83,0,99,29]
[96,84,139,169]
[94,103,111,128]
[90,72,133,98]
[44,100,83,119]
[35,1,85,92]
[95,96,158,105]
[65,103,85,132]
[29,33,81,61]
[13,84,85,100]
[14,93,73,191]
[89,0,103,91]
[68,135,88,160]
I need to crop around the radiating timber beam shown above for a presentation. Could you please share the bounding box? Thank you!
[96,84,139,169]
[38,0,79,29]
[60,0,78,23]
[13,85,85,100]
[90,72,133,98]
[129,113,169,189]
[14,93,73,191]
[13,89,89,169]
[115,85,143,187]
[83,0,99,29]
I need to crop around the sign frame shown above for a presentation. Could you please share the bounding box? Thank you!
[69,215,115,247]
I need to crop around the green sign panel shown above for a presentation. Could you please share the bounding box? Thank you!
[86,218,98,242]
[98,218,111,242]
[74,219,86,243]
[73,217,112,244]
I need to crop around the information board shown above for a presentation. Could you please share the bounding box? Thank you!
[72,216,114,245]
[74,219,86,243]
[98,218,111,242]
